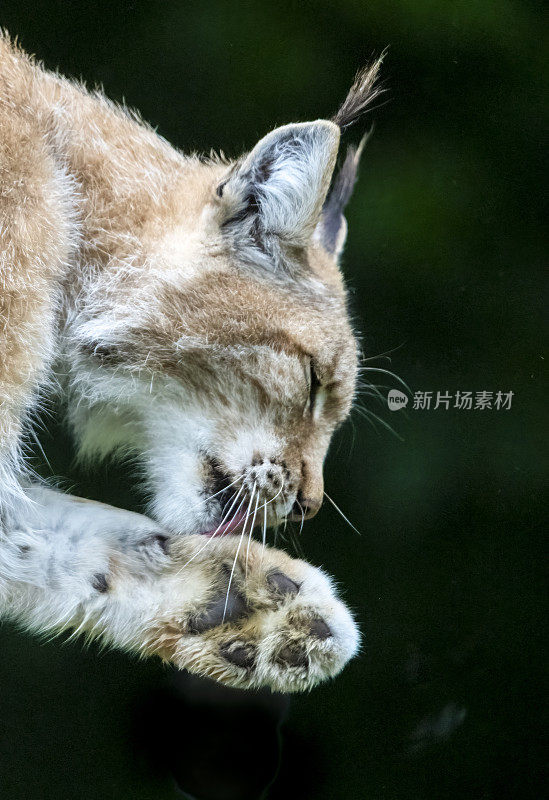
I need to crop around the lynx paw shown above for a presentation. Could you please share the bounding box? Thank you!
[147,535,359,692]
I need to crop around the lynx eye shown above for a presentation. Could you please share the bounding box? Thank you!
[308,360,322,410]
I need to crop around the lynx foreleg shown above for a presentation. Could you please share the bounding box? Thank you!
[0,487,359,691]
[0,487,172,646]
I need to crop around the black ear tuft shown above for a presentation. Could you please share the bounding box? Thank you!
[331,54,386,131]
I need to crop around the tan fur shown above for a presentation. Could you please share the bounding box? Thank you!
[0,32,386,541]
[0,91,73,464]
[0,35,383,689]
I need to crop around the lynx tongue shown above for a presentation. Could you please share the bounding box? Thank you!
[201,509,247,538]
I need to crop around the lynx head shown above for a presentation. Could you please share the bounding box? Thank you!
[72,60,383,537]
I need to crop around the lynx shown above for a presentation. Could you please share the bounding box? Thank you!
[0,34,382,692]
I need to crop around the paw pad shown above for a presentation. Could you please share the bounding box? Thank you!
[309,617,331,640]
[189,587,249,633]
[267,571,300,597]
[220,640,256,670]
[276,644,309,669]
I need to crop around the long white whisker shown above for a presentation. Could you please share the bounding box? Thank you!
[259,496,268,570]
[256,485,285,569]
[176,484,245,574]
[202,475,241,503]
[355,407,404,441]
[239,485,255,541]
[294,498,306,538]
[246,486,260,577]
[323,490,361,536]
[222,524,247,624]
[222,491,251,536]
[220,484,265,624]
[197,489,248,561]
[360,366,411,394]
[354,406,380,435]
[254,484,284,517]
[273,524,280,549]
[355,381,386,403]
[281,490,289,534]
[206,477,242,503]
[212,483,246,533]
[240,483,283,535]
[359,341,406,364]
[355,381,394,392]
[355,390,386,404]
[289,525,306,559]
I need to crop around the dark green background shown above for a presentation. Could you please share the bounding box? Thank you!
[0,2,546,798]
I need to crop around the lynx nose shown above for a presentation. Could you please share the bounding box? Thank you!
[290,460,323,521]
[291,493,321,520]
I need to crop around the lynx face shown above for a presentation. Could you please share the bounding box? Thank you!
[68,72,381,538]
[139,269,358,537]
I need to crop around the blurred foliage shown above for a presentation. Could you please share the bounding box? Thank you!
[0,2,546,799]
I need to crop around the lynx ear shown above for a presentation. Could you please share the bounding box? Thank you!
[218,120,340,247]
[315,135,367,258]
